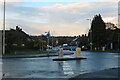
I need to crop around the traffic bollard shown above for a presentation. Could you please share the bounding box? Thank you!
[59,48,63,58]
[76,48,81,57]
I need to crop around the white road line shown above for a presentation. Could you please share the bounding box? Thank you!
[63,68,72,71]
[64,72,74,75]
[80,72,88,75]
[63,65,70,67]
[62,61,74,75]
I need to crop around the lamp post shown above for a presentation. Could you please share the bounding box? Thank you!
[2,0,6,55]
[86,19,92,51]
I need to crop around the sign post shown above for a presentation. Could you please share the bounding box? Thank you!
[46,31,50,57]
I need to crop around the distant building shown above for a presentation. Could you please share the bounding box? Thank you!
[70,37,80,46]
[53,36,75,46]
[106,26,120,50]
[104,22,120,50]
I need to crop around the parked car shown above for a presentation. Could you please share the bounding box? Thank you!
[52,46,61,51]
[62,46,71,50]
[69,46,80,51]
[81,46,89,51]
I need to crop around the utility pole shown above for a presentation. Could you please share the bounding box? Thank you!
[118,33,120,51]
[86,19,92,51]
[2,0,6,55]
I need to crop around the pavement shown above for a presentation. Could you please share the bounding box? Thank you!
[69,68,120,79]
[1,68,120,80]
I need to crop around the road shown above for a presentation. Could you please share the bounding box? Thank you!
[1,51,119,78]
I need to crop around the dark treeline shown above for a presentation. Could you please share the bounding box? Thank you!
[2,14,120,54]
[88,14,120,50]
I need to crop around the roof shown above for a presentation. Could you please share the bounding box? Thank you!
[72,37,80,42]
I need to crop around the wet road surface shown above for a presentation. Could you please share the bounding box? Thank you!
[1,51,119,78]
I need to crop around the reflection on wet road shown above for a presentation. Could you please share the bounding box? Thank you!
[1,51,119,78]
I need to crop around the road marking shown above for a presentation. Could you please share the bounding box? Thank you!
[64,55,71,58]
[80,72,88,74]
[63,67,72,71]
[64,72,74,75]
[63,65,70,67]
[62,61,74,75]
[114,55,120,57]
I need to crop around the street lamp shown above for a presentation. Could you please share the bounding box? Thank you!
[86,19,92,51]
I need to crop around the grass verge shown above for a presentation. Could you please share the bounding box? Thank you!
[3,51,56,56]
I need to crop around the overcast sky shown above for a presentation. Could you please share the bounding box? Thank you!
[0,0,119,36]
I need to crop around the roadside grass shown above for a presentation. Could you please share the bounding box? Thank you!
[4,51,56,55]
[93,50,120,53]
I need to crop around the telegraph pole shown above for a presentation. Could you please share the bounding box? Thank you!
[2,0,6,55]
[118,33,120,51]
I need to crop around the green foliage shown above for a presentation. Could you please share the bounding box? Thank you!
[93,50,120,53]
[90,14,106,48]
[5,26,48,54]
[5,27,29,53]
[33,40,39,49]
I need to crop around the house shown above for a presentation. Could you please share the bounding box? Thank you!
[70,36,80,46]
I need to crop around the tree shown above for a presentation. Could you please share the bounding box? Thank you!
[89,14,106,49]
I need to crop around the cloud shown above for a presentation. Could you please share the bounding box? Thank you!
[40,2,117,24]
[42,3,90,15]
[0,0,118,2]
[0,2,118,36]
[95,0,119,2]
[103,17,117,22]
